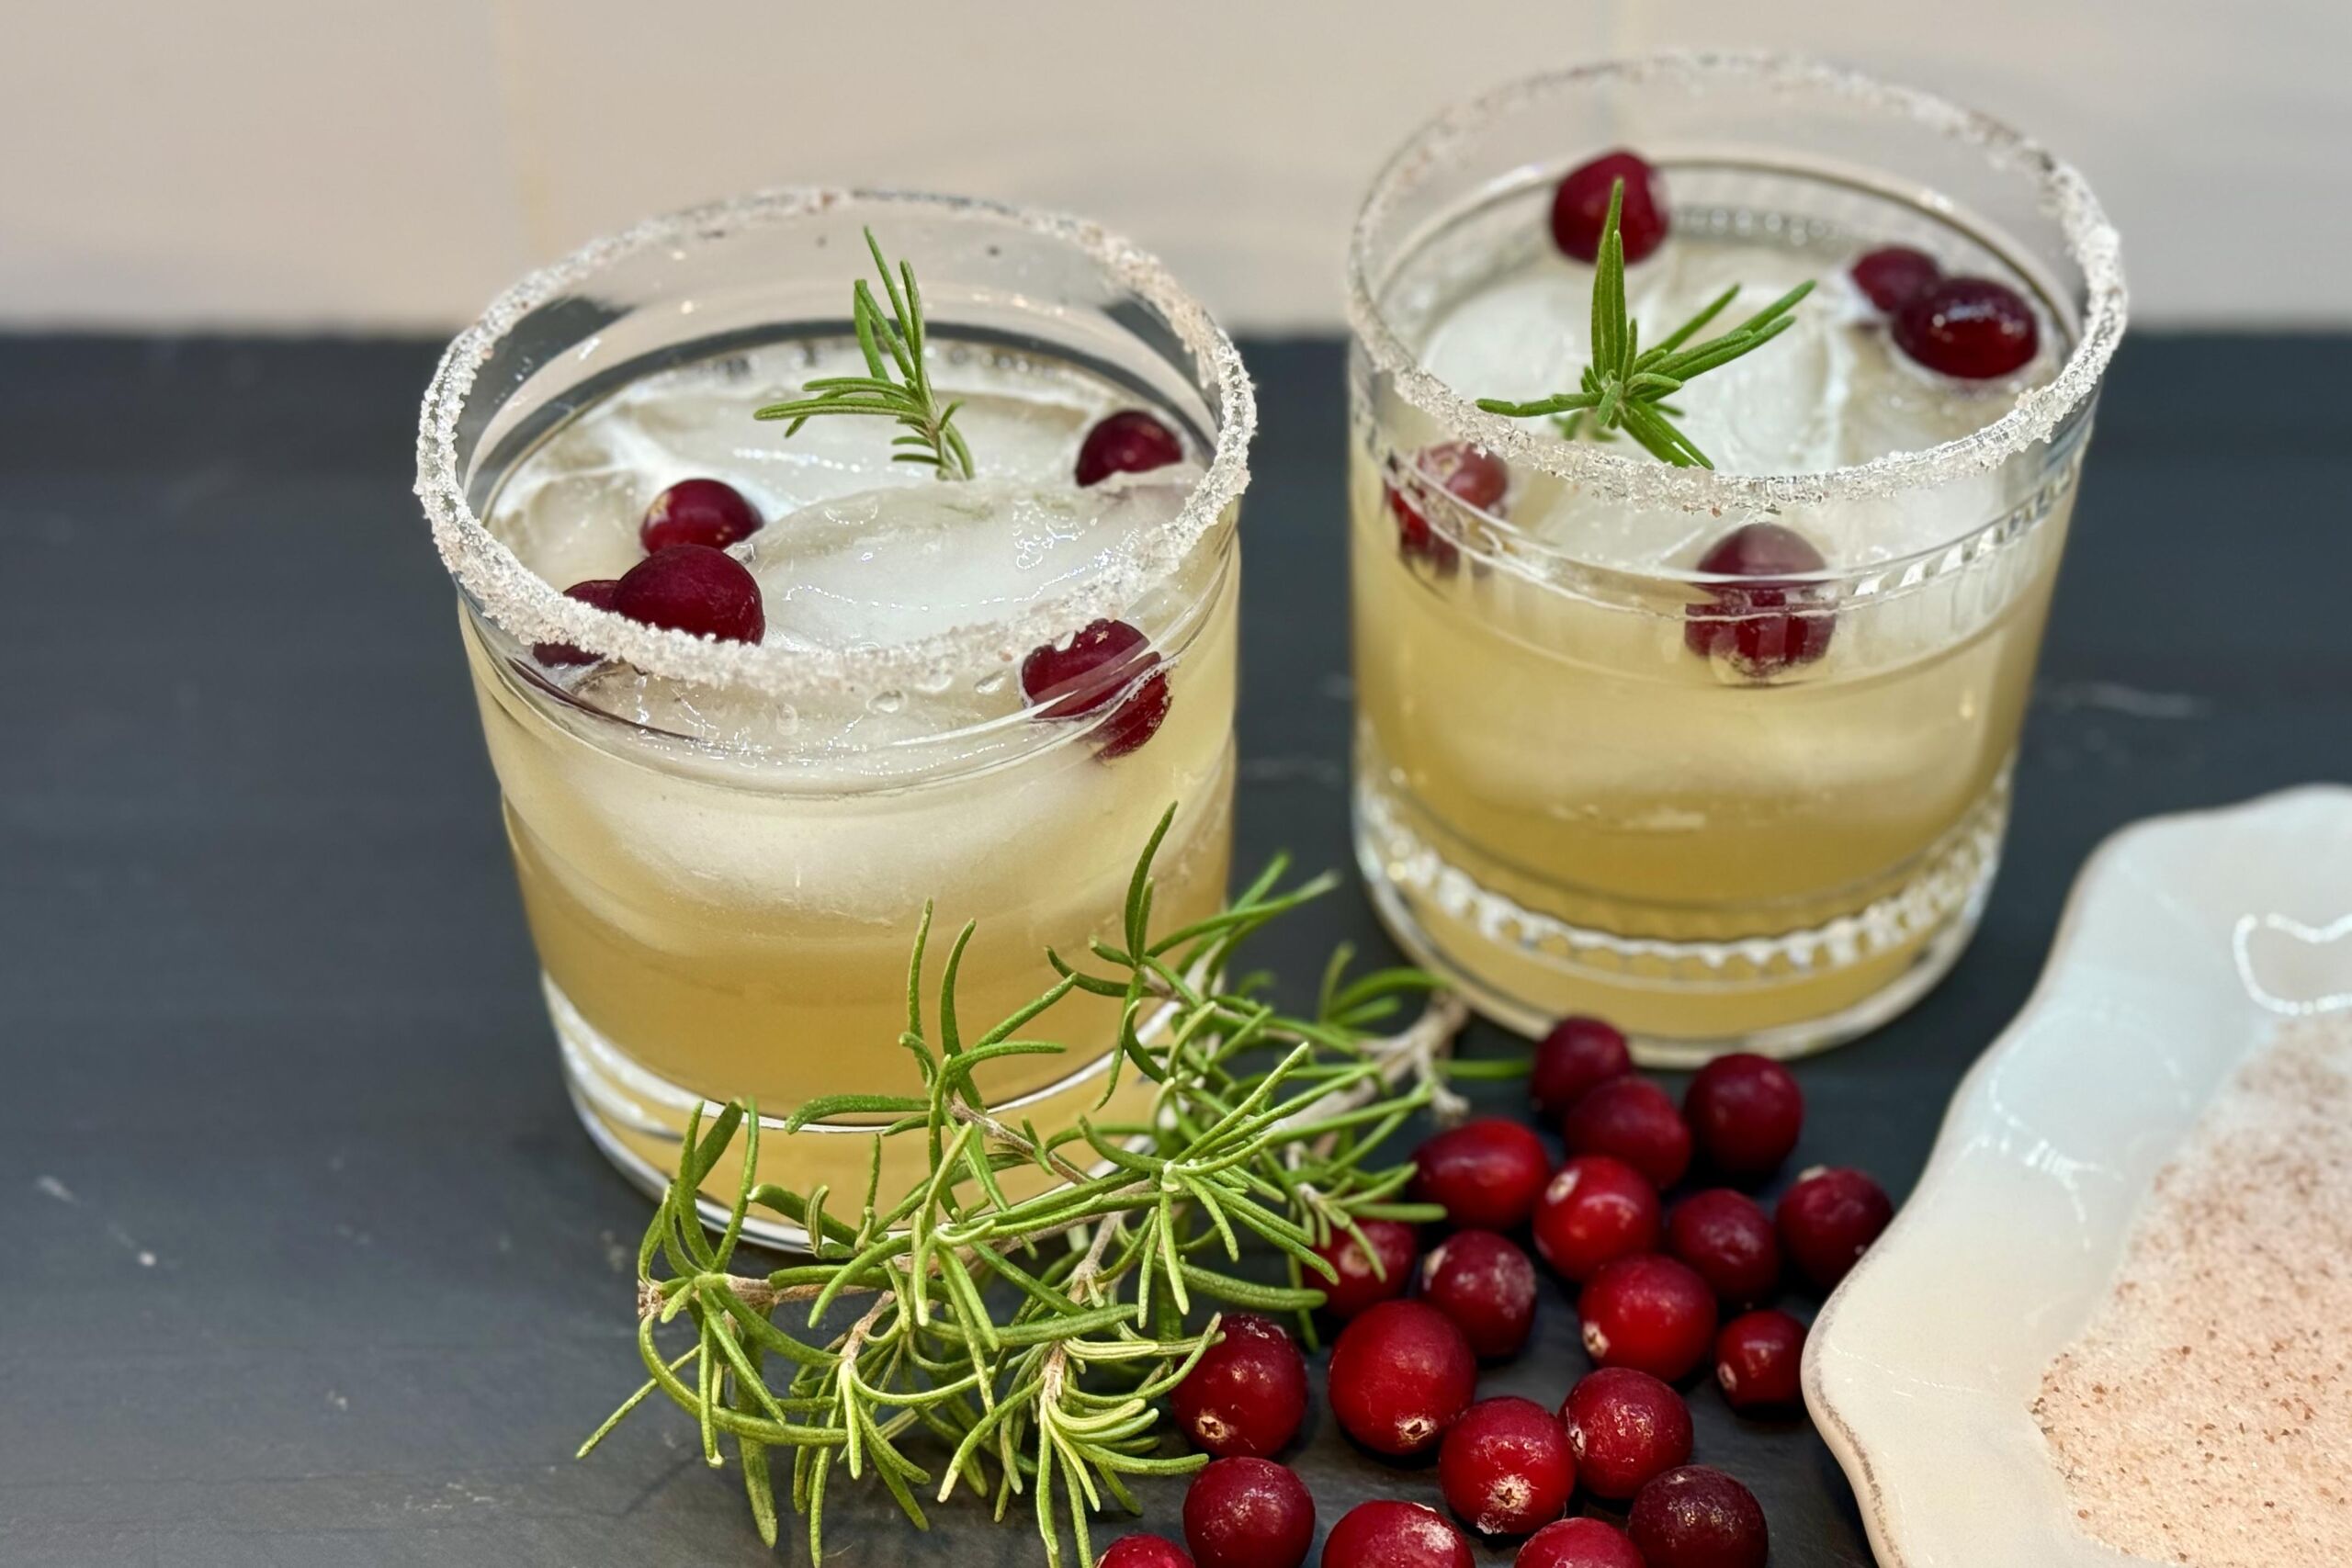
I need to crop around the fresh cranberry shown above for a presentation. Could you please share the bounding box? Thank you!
[1100,1537,1195,1568]
[1893,276,2041,380]
[1327,1300,1476,1457]
[1714,1309,1807,1415]
[1561,1372,1693,1504]
[1559,1079,1690,1190]
[1419,1230,1538,1359]
[1438,1396,1577,1537]
[1664,1190,1781,1309]
[1683,523,1834,678]
[639,477,763,553]
[1532,1155,1660,1284]
[1310,1218,1419,1321]
[1551,151,1668,265]
[1321,1501,1473,1568]
[1561,1367,1693,1501]
[1683,1055,1804,1181]
[1387,443,1506,573]
[1776,1167,1894,1290]
[1849,245,1942,313]
[1020,618,1170,759]
[1579,1256,1717,1382]
[1183,1458,1315,1568]
[1530,1017,1633,1120]
[610,544,765,643]
[1413,1118,1551,1232]
[1172,1314,1309,1458]
[1628,1466,1769,1568]
[533,578,620,667]
[1076,409,1184,487]
[1515,1517,1646,1568]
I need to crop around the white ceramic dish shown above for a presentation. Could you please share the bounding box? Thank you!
[1804,784,2352,1567]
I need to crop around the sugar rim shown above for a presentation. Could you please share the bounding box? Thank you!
[1346,51,2129,516]
[417,187,1257,698]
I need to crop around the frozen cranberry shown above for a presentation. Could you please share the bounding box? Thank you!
[1100,1537,1194,1568]
[1682,523,1834,678]
[1714,1309,1807,1415]
[1560,1367,1693,1501]
[1076,409,1184,487]
[1515,1517,1645,1568]
[1413,1118,1551,1232]
[1551,151,1668,265]
[1530,1017,1632,1120]
[1183,1458,1315,1568]
[1439,1397,1577,1537]
[1776,1167,1894,1290]
[1310,1218,1419,1321]
[1387,442,1507,573]
[533,577,620,667]
[1664,1190,1781,1309]
[1893,276,2040,380]
[1173,1314,1309,1458]
[1321,1501,1473,1568]
[1683,1055,1803,1181]
[1021,618,1170,759]
[1579,1256,1717,1382]
[639,477,763,554]
[1849,245,1941,313]
[1628,1466,1768,1568]
[1532,1155,1660,1284]
[611,544,764,643]
[1327,1300,1476,1457]
[1419,1229,1538,1359]
[1560,1078,1690,1190]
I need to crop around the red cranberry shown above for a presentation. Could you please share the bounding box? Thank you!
[1714,1309,1807,1415]
[1419,1229,1538,1359]
[1387,442,1507,572]
[1413,1118,1551,1232]
[1020,618,1170,760]
[1551,151,1668,265]
[533,577,620,667]
[1515,1518,1645,1568]
[1560,1079,1690,1190]
[1561,1367,1693,1501]
[1438,1396,1577,1537]
[1310,1218,1419,1321]
[1776,1167,1894,1290]
[1893,276,2040,380]
[1628,1466,1768,1568]
[1849,245,1942,313]
[1683,523,1834,678]
[611,544,765,643]
[1579,1256,1717,1382]
[1183,1457,1315,1568]
[1321,1501,1473,1568]
[1327,1300,1476,1457]
[1530,1016,1633,1120]
[1173,1314,1309,1458]
[1076,409,1184,487]
[1664,1190,1781,1309]
[1100,1537,1194,1568]
[1532,1155,1660,1284]
[1683,1055,1804,1181]
[639,477,763,553]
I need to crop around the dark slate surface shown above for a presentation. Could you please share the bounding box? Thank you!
[2,333,2346,1568]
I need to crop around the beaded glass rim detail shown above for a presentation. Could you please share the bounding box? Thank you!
[417,187,1257,699]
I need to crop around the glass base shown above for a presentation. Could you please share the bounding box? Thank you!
[1351,777,2004,1066]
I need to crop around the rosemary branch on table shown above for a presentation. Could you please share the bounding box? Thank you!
[579,807,1511,1564]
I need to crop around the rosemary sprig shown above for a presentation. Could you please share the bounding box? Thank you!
[1477,180,1815,469]
[582,808,1488,1565]
[755,228,976,479]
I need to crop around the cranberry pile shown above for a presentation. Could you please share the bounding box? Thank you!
[1110,1012,1898,1568]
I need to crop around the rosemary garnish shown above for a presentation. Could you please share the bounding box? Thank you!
[1477,181,1815,469]
[581,809,1509,1565]
[755,228,976,479]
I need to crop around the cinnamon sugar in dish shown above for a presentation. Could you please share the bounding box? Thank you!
[2034,1013,2352,1568]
